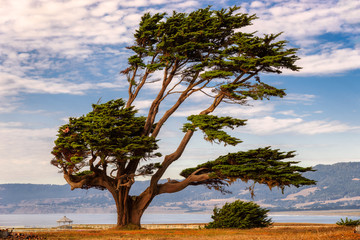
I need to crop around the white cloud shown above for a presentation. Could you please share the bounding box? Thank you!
[277,110,299,117]
[172,101,275,118]
[242,116,359,135]
[243,0,360,75]
[0,125,60,184]
[246,0,360,39]
[0,70,125,112]
[0,0,204,114]
[0,71,115,96]
[214,102,274,118]
[0,95,20,113]
[283,93,316,103]
[244,116,303,134]
[91,1,119,17]
[0,0,137,101]
[132,99,153,114]
[0,122,24,128]
[250,1,266,8]
[166,92,316,119]
[295,47,360,75]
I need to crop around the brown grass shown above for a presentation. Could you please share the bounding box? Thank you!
[19,224,360,240]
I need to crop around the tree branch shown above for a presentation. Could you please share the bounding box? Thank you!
[149,130,194,193]
[127,66,138,103]
[199,93,225,115]
[143,60,179,135]
[127,53,159,108]
[64,174,88,191]
[158,171,212,194]
[127,71,150,108]
[151,72,205,138]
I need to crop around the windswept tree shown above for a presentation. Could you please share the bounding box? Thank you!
[51,6,315,228]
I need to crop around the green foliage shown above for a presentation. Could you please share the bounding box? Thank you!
[182,115,246,146]
[124,6,300,104]
[336,217,360,226]
[51,99,161,176]
[206,200,272,229]
[180,147,315,194]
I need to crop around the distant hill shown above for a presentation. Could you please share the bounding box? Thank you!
[1,162,360,214]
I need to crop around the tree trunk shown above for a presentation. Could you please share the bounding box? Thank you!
[111,187,147,229]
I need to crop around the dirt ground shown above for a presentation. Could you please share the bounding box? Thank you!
[9,223,360,240]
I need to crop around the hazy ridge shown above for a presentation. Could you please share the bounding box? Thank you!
[1,162,360,214]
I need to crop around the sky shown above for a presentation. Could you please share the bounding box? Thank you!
[0,0,359,184]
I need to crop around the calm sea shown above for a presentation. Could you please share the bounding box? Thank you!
[0,213,359,228]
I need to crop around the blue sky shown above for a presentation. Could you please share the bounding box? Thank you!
[0,0,359,184]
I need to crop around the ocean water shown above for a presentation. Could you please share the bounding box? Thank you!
[0,213,359,228]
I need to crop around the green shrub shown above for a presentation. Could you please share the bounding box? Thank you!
[336,217,360,226]
[206,200,272,229]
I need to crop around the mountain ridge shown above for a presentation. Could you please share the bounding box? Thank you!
[1,162,360,214]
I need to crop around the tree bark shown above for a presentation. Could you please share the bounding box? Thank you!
[63,173,144,228]
[111,187,144,228]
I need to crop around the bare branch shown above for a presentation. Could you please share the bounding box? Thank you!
[127,71,150,108]
[160,78,185,101]
[143,59,180,135]
[127,54,160,108]
[64,174,88,190]
[157,172,212,194]
[199,93,225,115]
[151,72,204,137]
[127,66,138,99]
[199,89,217,98]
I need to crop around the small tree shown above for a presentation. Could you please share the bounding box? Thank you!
[51,6,316,228]
[206,200,272,229]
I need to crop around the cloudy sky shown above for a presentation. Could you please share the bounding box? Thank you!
[0,0,359,184]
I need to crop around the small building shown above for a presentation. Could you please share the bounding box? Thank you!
[57,216,73,229]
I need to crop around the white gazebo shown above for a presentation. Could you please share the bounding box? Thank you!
[57,216,73,229]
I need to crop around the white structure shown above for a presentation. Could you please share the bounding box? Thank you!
[57,216,73,229]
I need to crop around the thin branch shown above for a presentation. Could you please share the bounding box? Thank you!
[151,73,203,137]
[199,89,217,98]
[127,53,160,108]
[128,65,138,97]
[187,80,211,95]
[143,59,179,135]
[127,71,150,108]
[146,78,161,84]
[160,78,185,101]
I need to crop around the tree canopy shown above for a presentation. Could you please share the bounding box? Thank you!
[180,147,315,196]
[51,6,315,228]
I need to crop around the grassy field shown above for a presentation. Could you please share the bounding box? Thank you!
[14,223,360,240]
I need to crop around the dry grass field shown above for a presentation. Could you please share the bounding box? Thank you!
[16,223,360,240]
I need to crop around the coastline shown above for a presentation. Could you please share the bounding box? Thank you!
[270,209,360,216]
[4,222,337,232]
[1,210,360,229]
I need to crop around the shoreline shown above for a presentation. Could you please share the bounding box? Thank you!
[269,209,360,216]
[2,209,360,216]
[1,210,359,230]
[3,222,338,232]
